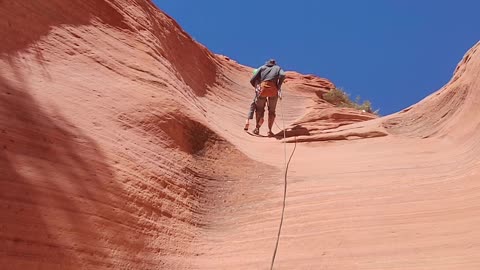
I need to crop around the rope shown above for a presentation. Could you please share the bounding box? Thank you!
[269,96,297,270]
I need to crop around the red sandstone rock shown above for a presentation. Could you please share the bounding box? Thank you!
[1,1,480,269]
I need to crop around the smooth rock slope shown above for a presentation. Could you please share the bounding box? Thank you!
[1,1,480,269]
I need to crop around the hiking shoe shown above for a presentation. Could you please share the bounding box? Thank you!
[244,123,249,131]
[267,131,275,137]
[253,128,259,135]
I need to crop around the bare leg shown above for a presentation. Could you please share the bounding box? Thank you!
[267,96,278,136]
[254,97,267,134]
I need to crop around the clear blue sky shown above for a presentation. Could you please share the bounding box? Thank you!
[154,0,478,115]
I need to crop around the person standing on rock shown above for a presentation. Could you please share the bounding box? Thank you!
[249,59,286,137]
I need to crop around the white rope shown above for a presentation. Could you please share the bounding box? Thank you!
[270,96,297,270]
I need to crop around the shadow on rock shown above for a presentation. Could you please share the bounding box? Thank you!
[0,72,149,268]
[275,125,310,139]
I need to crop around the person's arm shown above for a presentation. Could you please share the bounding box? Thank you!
[277,68,286,99]
[277,68,286,89]
[250,67,262,87]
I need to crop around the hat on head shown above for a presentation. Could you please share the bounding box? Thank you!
[266,59,276,65]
